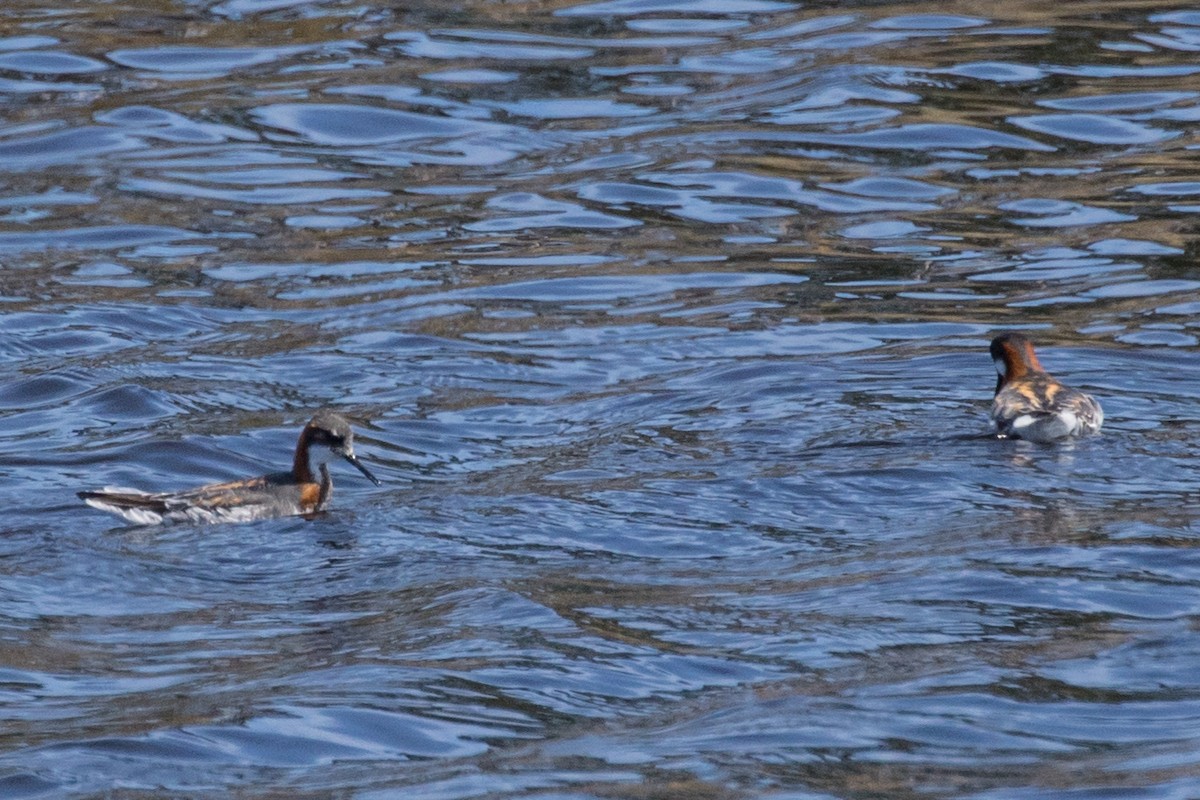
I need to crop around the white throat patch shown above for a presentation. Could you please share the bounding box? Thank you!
[311,446,340,467]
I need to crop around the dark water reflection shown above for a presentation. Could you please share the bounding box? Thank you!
[2,1,1200,797]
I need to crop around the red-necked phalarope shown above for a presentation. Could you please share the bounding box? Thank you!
[990,332,1103,442]
[79,411,380,525]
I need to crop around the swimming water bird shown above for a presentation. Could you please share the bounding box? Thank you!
[990,332,1103,442]
[78,411,381,525]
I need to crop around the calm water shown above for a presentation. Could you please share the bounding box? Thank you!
[2,0,1200,797]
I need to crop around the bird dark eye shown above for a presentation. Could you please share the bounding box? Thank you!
[313,429,343,447]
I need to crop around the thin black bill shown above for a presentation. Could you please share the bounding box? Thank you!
[342,453,381,486]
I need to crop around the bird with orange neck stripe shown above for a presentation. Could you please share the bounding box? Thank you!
[990,332,1103,442]
[79,411,380,525]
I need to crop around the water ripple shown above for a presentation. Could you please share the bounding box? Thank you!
[557,0,793,16]
[108,45,307,74]
[788,122,1057,152]
[0,50,106,74]
[0,127,139,170]
[253,103,510,145]
[1010,113,1177,144]
[0,225,201,253]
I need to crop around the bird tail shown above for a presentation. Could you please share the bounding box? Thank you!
[78,488,170,525]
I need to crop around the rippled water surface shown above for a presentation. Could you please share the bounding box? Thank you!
[3,0,1200,797]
